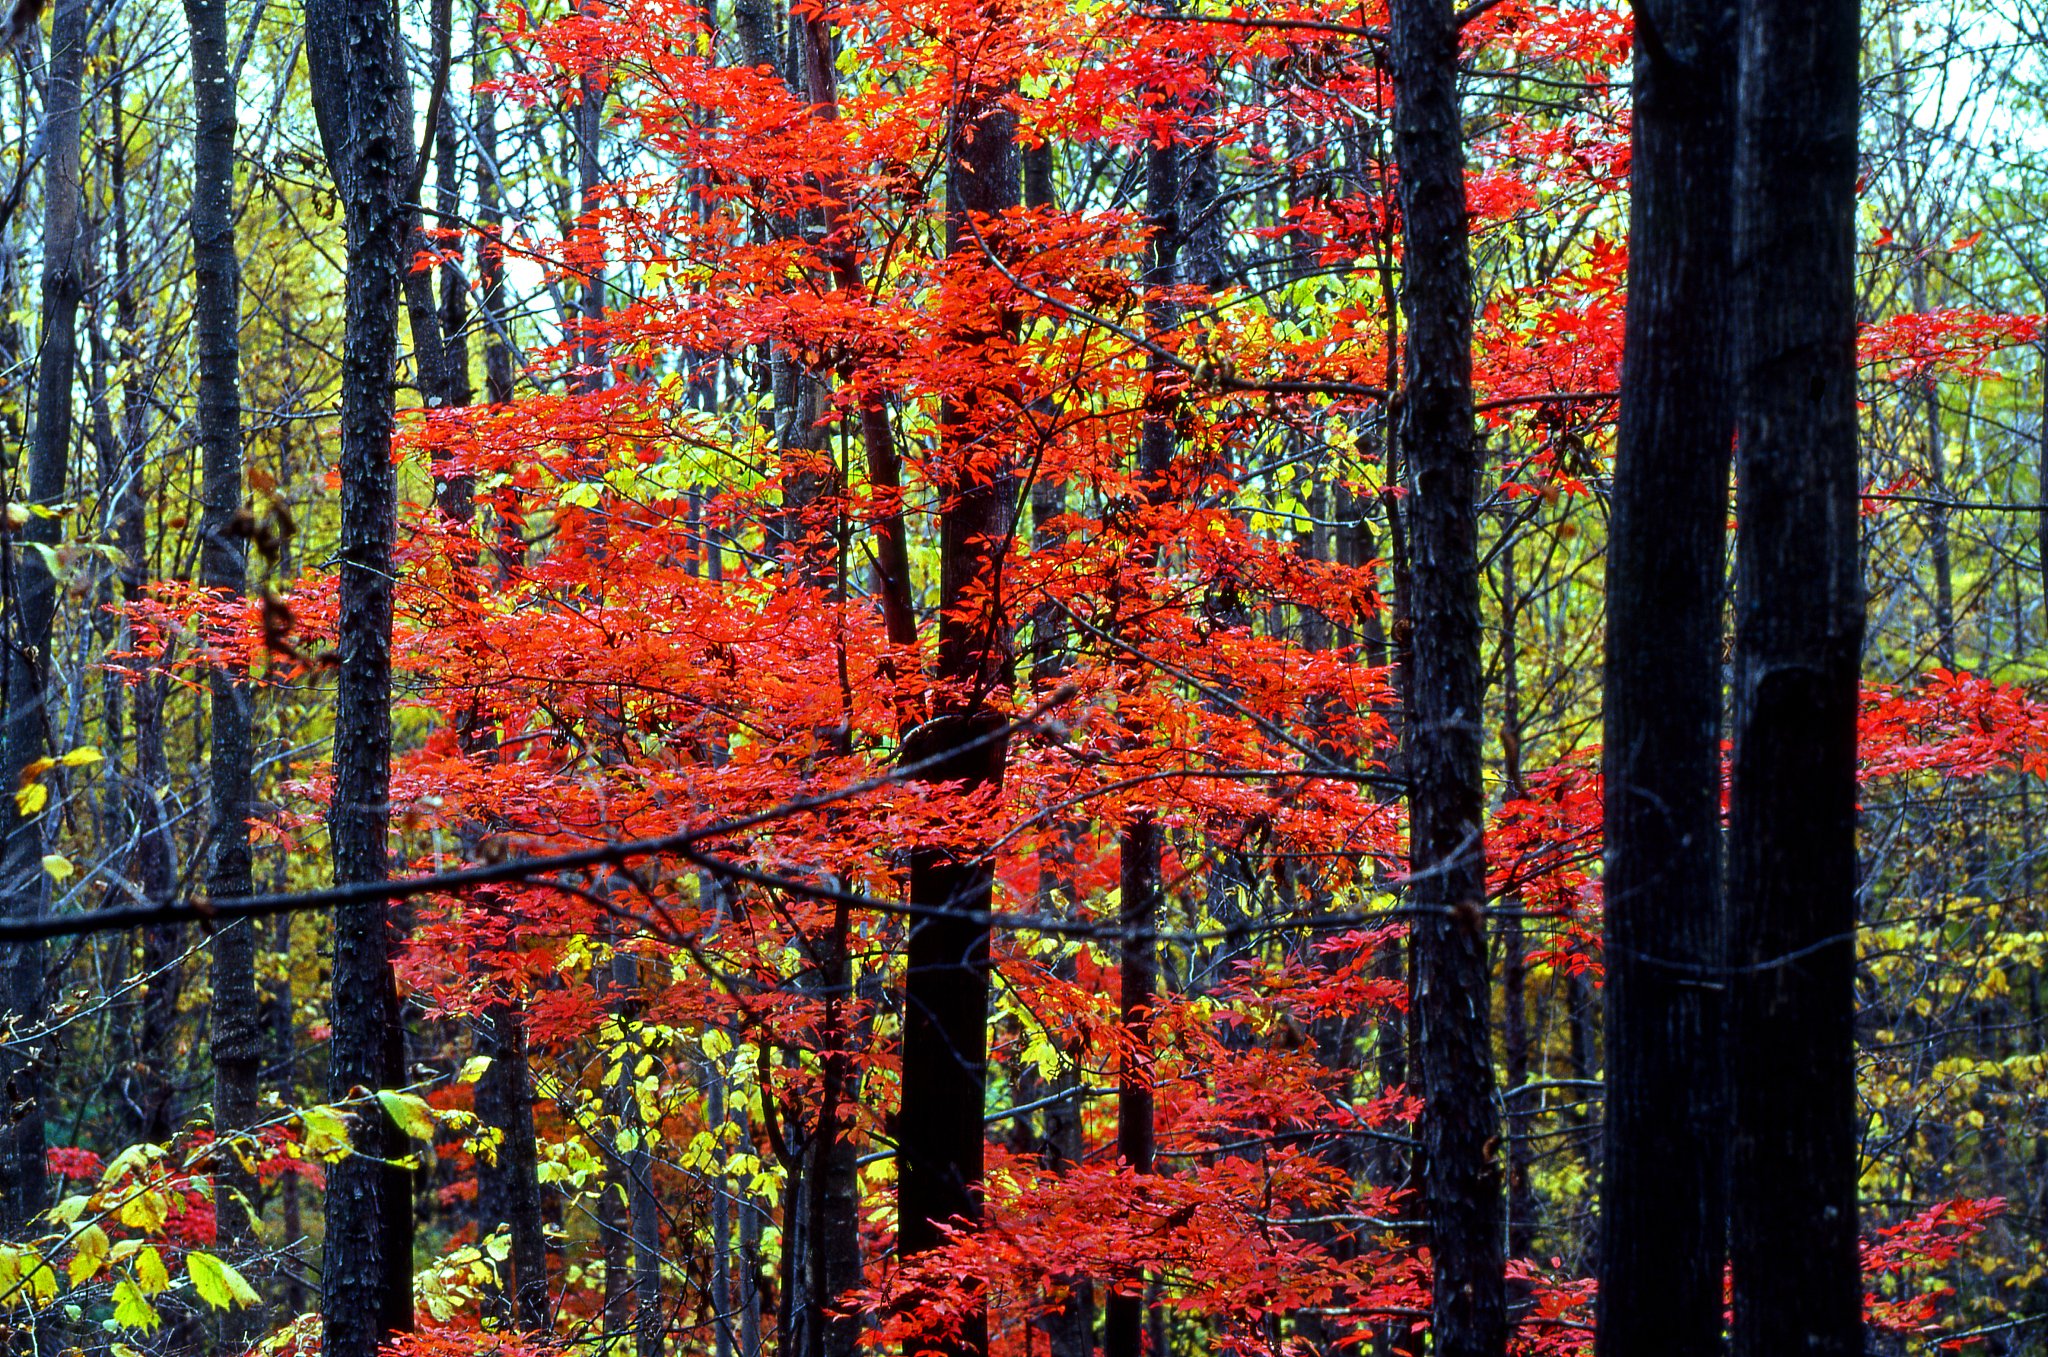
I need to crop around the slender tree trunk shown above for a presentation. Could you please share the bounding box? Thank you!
[1726,0,1863,1350]
[2036,344,2046,625]
[1497,545,1534,1262]
[1924,376,1954,670]
[1105,817,1158,1357]
[895,49,1019,1357]
[1594,0,1735,1351]
[104,64,179,1145]
[576,3,607,396]
[476,971,549,1330]
[1107,94,1183,1357]
[189,0,261,1335]
[305,0,418,1347]
[1390,0,1503,1351]
[0,0,87,1232]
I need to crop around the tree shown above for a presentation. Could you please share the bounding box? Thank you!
[894,19,1019,1357]
[305,0,417,1347]
[1594,0,1735,1351]
[186,0,260,1334]
[1392,0,1506,1350]
[0,0,88,1233]
[1725,0,1865,1351]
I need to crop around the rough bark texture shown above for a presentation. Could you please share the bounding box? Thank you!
[1390,0,1504,1351]
[1726,0,1864,1351]
[1593,0,1735,1352]
[0,0,87,1232]
[189,0,260,1336]
[305,0,418,1348]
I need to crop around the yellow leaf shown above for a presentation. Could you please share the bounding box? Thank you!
[20,1256,55,1303]
[110,1278,160,1330]
[378,1090,436,1141]
[13,784,46,816]
[40,855,70,882]
[118,1190,166,1233]
[135,1247,169,1296]
[56,747,101,768]
[187,1252,259,1309]
[457,1056,492,1084]
[302,1105,353,1161]
[66,1225,108,1286]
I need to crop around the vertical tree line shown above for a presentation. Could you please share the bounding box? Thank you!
[305,0,416,1347]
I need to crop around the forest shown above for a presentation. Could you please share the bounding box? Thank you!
[0,0,2035,1351]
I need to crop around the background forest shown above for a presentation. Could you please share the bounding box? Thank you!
[0,0,2036,1352]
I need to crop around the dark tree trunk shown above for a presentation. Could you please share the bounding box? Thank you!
[1390,0,1504,1352]
[305,0,418,1348]
[895,64,1018,1357]
[796,903,861,1357]
[419,0,474,525]
[1107,99,1182,1357]
[1105,816,1159,1357]
[104,61,179,1146]
[189,0,261,1336]
[1497,544,1535,1261]
[0,0,87,1232]
[576,7,607,395]
[1725,0,1863,1351]
[1593,0,1735,1352]
[476,978,550,1330]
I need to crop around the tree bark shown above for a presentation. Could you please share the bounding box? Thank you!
[1726,0,1864,1350]
[476,974,550,1330]
[0,0,87,1232]
[1105,816,1158,1357]
[1594,0,1735,1351]
[895,54,1018,1357]
[1107,97,1181,1357]
[306,0,418,1347]
[189,0,261,1336]
[1390,0,1504,1351]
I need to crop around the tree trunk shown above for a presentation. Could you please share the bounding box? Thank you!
[189,0,261,1336]
[1107,97,1182,1357]
[0,0,88,1232]
[1593,0,1735,1351]
[105,62,179,1146]
[895,56,1018,1357]
[1390,0,1504,1351]
[476,974,549,1331]
[1105,816,1158,1357]
[1497,544,1534,1262]
[1725,0,1863,1350]
[305,0,418,1346]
